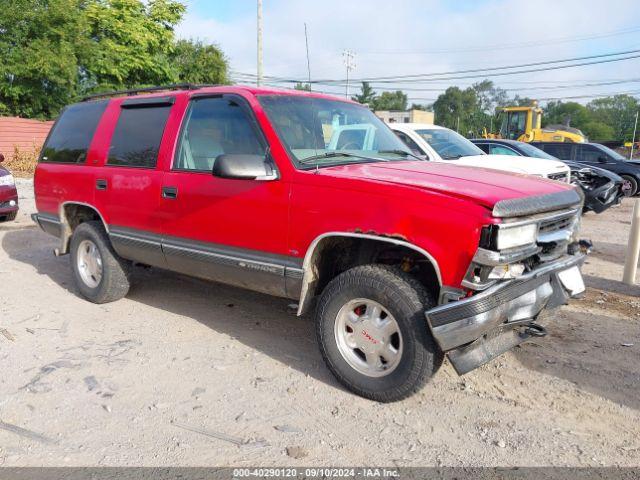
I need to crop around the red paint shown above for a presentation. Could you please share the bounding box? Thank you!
[34,86,576,289]
[0,165,18,216]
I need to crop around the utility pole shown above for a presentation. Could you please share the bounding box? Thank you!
[342,50,356,99]
[623,199,640,285]
[630,110,639,160]
[304,23,311,91]
[257,0,263,86]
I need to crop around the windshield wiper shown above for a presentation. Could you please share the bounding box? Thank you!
[377,149,425,161]
[298,151,387,165]
[441,154,463,160]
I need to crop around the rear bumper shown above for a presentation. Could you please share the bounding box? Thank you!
[425,253,585,372]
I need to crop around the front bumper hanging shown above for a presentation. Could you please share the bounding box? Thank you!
[425,253,585,374]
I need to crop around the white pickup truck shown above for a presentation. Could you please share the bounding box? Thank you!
[389,123,571,183]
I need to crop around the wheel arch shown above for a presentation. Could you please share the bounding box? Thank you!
[297,232,442,316]
[57,202,108,256]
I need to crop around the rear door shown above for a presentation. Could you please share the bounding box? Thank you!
[92,96,175,267]
[539,142,574,161]
[159,94,292,297]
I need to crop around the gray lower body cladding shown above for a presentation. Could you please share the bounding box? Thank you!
[426,253,585,374]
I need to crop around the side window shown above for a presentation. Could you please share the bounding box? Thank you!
[543,143,572,160]
[489,145,519,156]
[174,97,265,172]
[40,101,108,163]
[578,145,603,163]
[475,143,490,154]
[107,104,172,168]
[394,131,423,155]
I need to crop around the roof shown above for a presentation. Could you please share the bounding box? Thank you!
[471,138,521,145]
[83,83,353,104]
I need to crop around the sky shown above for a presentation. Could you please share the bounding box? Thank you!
[176,0,640,106]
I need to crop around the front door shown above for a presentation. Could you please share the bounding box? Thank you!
[159,94,293,297]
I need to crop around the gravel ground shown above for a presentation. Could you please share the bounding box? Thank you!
[0,179,638,467]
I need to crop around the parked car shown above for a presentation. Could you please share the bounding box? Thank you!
[33,85,586,402]
[531,141,640,196]
[0,153,19,222]
[390,123,571,183]
[471,139,627,214]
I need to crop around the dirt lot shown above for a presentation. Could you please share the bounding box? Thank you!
[0,179,638,467]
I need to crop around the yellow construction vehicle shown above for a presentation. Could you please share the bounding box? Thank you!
[484,101,587,143]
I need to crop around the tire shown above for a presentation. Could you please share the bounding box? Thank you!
[621,175,638,197]
[70,221,131,303]
[315,264,443,402]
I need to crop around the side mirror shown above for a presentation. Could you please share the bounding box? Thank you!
[0,153,4,163]
[212,154,276,180]
[597,156,608,163]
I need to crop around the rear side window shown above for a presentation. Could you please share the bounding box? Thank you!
[541,143,572,160]
[107,104,172,168]
[40,101,108,163]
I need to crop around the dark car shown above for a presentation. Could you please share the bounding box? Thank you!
[530,141,640,197]
[0,153,19,222]
[472,139,627,213]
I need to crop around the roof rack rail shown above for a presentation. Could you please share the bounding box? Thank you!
[81,83,221,102]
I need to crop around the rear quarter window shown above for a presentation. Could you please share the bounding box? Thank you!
[40,101,108,164]
[107,103,172,168]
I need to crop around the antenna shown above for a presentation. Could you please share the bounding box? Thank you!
[342,50,356,99]
[304,23,312,91]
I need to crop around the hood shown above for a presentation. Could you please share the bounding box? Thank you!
[446,154,569,176]
[321,160,572,210]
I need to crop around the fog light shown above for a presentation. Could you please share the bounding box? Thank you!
[9,200,16,207]
[488,263,525,280]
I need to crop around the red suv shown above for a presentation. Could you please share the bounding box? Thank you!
[33,84,586,401]
[0,154,19,222]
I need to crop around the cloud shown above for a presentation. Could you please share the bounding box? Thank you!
[176,0,640,104]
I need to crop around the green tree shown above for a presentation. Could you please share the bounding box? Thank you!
[170,39,228,85]
[294,82,311,91]
[581,121,615,141]
[432,86,478,133]
[0,0,230,119]
[351,81,376,105]
[410,103,432,111]
[371,90,408,111]
[82,0,185,92]
[543,101,592,130]
[472,80,508,114]
[0,0,86,118]
[587,94,639,141]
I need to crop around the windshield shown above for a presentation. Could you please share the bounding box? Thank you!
[258,95,411,167]
[415,129,484,159]
[595,144,626,161]
[516,142,558,160]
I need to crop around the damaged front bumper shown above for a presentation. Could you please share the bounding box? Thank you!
[425,253,585,374]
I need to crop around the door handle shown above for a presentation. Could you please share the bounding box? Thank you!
[162,186,178,199]
[96,179,107,190]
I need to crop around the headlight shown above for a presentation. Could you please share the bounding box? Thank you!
[0,174,15,187]
[495,223,538,250]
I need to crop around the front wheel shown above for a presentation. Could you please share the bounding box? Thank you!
[70,221,131,304]
[315,265,443,402]
[620,175,638,197]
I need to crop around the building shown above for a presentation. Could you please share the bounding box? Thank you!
[375,109,434,125]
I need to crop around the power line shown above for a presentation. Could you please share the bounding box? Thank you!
[231,48,640,85]
[359,25,640,55]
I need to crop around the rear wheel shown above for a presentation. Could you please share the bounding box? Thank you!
[315,264,443,402]
[70,221,131,303]
[621,175,638,197]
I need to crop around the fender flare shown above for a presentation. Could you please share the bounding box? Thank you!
[56,201,108,255]
[296,232,442,316]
